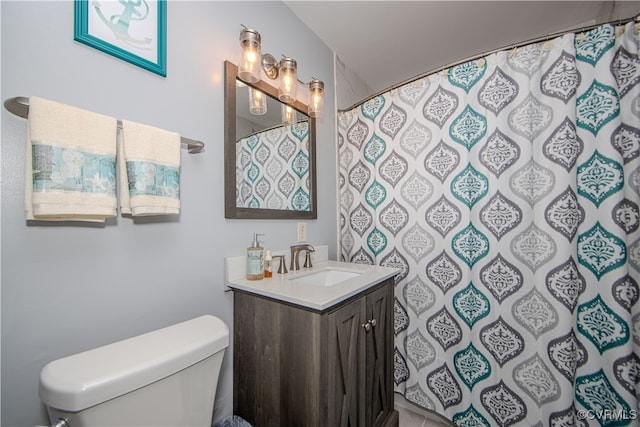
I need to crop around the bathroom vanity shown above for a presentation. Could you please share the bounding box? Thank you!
[228,261,399,427]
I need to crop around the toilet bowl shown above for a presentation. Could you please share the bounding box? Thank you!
[39,315,229,427]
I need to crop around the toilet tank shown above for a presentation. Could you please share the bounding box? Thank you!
[39,315,229,427]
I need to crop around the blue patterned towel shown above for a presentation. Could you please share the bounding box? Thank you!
[119,120,181,216]
[25,96,118,222]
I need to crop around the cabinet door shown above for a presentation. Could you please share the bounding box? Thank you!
[328,296,366,427]
[366,282,394,427]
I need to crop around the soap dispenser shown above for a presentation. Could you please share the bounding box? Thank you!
[264,250,273,278]
[246,233,264,280]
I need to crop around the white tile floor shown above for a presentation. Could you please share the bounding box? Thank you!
[395,395,453,427]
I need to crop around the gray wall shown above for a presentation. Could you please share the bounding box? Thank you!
[335,55,371,111]
[0,2,336,426]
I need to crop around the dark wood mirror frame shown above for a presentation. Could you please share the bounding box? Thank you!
[224,61,317,219]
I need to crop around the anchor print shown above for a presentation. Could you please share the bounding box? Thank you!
[92,0,152,49]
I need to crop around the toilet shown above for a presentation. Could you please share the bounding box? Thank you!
[39,315,229,427]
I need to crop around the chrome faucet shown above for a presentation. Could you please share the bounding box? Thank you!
[290,244,315,271]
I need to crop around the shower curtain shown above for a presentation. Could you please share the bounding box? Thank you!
[338,22,640,426]
[236,121,311,210]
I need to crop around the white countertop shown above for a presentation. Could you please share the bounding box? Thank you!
[226,260,399,311]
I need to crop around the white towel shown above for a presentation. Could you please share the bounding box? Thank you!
[25,97,118,222]
[119,120,181,216]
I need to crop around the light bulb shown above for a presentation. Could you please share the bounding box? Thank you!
[308,79,324,118]
[239,28,261,83]
[278,57,297,103]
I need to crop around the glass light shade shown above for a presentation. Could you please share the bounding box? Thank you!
[282,104,297,125]
[239,28,261,83]
[308,79,324,118]
[249,87,267,115]
[278,57,298,103]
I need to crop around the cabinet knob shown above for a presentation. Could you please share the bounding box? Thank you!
[362,321,371,332]
[370,318,377,327]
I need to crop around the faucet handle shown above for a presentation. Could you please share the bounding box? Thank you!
[303,251,313,268]
[273,255,288,274]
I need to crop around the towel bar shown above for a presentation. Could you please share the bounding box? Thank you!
[3,97,205,154]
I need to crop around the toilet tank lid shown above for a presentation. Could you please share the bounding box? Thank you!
[39,315,229,412]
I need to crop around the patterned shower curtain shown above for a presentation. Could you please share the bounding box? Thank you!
[236,121,311,210]
[338,22,640,426]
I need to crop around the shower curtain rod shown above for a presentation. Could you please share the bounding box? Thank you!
[340,12,640,112]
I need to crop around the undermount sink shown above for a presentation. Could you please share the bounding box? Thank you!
[288,268,363,287]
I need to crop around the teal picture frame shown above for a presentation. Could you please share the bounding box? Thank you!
[74,0,166,77]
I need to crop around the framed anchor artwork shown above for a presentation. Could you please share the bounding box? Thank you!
[74,0,167,77]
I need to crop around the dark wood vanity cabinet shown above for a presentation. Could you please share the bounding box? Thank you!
[233,278,399,427]
[327,281,397,427]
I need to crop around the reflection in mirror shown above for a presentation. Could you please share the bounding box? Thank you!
[236,119,311,210]
[224,61,317,219]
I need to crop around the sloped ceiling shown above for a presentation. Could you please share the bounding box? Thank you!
[285,1,640,107]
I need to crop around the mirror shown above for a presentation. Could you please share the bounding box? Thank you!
[224,61,317,219]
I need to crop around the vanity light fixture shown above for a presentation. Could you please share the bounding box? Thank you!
[238,27,261,83]
[308,79,324,118]
[277,57,297,103]
[239,25,324,117]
